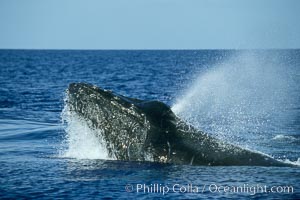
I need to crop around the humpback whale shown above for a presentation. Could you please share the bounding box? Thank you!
[66,82,291,166]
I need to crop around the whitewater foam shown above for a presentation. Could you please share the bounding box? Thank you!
[272,134,297,141]
[280,158,300,166]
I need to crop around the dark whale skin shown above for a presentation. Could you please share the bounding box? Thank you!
[66,82,293,167]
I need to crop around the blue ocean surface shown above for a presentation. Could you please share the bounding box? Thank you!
[0,50,299,199]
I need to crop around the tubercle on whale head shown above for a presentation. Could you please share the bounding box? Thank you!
[67,82,177,126]
[68,83,116,103]
[68,82,144,111]
[67,82,151,118]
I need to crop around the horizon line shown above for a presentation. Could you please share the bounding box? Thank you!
[0,48,299,51]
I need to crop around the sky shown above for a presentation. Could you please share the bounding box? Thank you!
[0,0,299,49]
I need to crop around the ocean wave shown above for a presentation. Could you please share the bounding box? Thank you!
[272,134,297,141]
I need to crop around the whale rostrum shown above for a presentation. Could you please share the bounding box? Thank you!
[66,82,291,166]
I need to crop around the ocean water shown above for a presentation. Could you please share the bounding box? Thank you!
[0,50,299,199]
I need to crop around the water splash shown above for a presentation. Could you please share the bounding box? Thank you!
[172,51,298,153]
[59,98,112,160]
[281,158,300,166]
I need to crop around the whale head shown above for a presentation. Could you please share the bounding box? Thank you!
[66,83,176,161]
